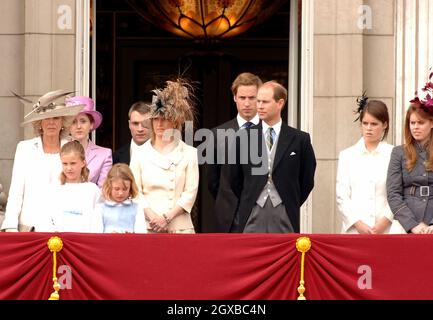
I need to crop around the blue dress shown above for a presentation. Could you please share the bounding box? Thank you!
[99,199,146,233]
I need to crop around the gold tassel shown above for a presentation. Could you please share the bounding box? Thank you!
[296,236,311,300]
[47,236,63,300]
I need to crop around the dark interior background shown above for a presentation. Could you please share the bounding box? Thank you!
[94,0,292,232]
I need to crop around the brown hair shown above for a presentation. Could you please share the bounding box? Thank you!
[59,140,89,184]
[404,104,433,172]
[231,72,263,96]
[359,100,390,140]
[102,163,139,201]
[128,101,151,118]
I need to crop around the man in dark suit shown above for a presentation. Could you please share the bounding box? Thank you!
[113,101,151,165]
[206,72,262,232]
[221,81,316,233]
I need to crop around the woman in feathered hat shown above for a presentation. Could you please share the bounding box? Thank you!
[1,90,84,232]
[130,79,198,233]
[387,71,433,234]
[336,93,405,234]
[67,96,113,188]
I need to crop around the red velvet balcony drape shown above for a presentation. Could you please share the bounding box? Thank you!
[0,233,432,300]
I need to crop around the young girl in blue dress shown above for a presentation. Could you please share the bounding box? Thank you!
[95,163,147,233]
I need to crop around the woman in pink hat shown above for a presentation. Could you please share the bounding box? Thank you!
[67,96,113,188]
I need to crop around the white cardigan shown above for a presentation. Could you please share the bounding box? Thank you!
[130,139,198,232]
[1,137,69,231]
[336,138,405,234]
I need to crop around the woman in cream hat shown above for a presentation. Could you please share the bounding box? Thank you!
[1,90,84,232]
[67,96,113,188]
[130,79,198,233]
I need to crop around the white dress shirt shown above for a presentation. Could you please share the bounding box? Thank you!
[237,114,260,128]
[262,120,282,153]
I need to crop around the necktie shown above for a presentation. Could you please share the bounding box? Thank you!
[241,121,253,129]
[266,127,275,150]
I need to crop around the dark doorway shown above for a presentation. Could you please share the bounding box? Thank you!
[95,0,291,232]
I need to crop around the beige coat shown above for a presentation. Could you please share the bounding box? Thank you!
[130,139,198,232]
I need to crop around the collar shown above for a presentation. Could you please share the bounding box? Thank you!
[262,119,282,137]
[130,139,144,149]
[130,138,145,155]
[237,114,260,128]
[86,139,97,150]
[104,199,134,207]
[145,139,185,169]
[415,141,429,152]
[355,137,388,155]
[33,136,69,152]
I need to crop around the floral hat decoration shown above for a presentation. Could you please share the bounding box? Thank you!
[354,90,368,122]
[410,70,433,113]
[149,78,196,125]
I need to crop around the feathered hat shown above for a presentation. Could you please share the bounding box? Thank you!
[354,90,369,122]
[410,70,433,113]
[13,89,85,126]
[149,78,196,125]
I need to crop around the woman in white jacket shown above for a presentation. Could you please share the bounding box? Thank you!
[1,90,84,232]
[336,95,405,234]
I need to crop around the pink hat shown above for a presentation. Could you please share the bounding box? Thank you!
[66,96,103,130]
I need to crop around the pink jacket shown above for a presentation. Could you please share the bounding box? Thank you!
[86,140,113,188]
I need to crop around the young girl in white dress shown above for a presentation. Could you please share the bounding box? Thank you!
[47,140,101,232]
[95,163,147,233]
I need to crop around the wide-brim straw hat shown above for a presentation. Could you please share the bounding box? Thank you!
[13,90,85,126]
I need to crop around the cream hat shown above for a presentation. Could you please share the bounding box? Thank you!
[12,89,85,126]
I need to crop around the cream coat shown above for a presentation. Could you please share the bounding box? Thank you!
[130,139,198,232]
[1,137,69,231]
[336,138,405,234]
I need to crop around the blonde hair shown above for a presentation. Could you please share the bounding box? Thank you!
[102,163,139,201]
[32,116,74,139]
[404,104,433,172]
[59,140,89,184]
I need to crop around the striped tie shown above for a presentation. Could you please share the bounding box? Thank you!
[266,127,274,150]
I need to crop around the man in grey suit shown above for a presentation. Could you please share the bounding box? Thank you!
[207,72,262,232]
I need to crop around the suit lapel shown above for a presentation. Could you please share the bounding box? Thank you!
[272,124,294,171]
[230,118,239,131]
[86,140,98,163]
